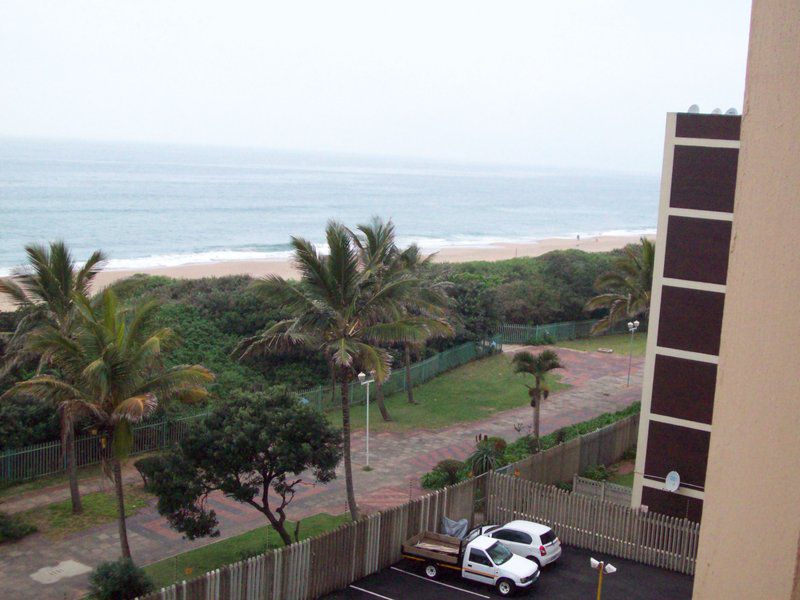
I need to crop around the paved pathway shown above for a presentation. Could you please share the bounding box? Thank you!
[0,346,643,599]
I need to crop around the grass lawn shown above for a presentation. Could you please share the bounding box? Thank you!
[329,353,567,433]
[21,485,151,538]
[557,332,647,357]
[609,471,634,487]
[143,512,350,588]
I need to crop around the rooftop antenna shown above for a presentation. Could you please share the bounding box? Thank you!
[687,104,700,114]
[725,108,739,115]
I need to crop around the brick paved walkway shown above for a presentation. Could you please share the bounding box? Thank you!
[0,346,643,599]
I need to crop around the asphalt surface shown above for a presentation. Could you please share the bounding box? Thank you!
[322,546,693,599]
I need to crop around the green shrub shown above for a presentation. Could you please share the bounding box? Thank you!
[0,511,37,543]
[581,464,612,481]
[421,459,467,490]
[88,558,154,600]
[133,455,168,491]
[621,445,637,461]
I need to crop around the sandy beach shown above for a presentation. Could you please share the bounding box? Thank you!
[0,234,653,312]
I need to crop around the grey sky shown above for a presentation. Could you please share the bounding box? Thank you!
[0,1,751,173]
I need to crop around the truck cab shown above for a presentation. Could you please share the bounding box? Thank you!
[402,530,539,596]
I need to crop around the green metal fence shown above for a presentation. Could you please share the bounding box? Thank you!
[0,338,502,483]
[296,337,503,411]
[498,318,647,345]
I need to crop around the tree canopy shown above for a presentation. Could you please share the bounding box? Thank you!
[147,388,342,545]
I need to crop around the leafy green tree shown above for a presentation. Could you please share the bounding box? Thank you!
[0,241,106,514]
[235,221,436,520]
[512,349,563,446]
[585,238,655,334]
[3,290,213,558]
[147,388,342,545]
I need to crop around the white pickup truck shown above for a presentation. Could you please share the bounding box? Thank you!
[401,530,540,596]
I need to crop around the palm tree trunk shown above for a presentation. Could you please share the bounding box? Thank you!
[374,380,392,421]
[64,421,82,514]
[330,367,337,407]
[113,459,132,559]
[340,377,359,521]
[534,400,541,448]
[404,344,416,404]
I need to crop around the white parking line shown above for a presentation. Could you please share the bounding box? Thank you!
[389,566,491,599]
[349,585,396,599]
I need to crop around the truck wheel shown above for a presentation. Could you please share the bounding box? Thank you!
[496,578,516,597]
[424,563,439,579]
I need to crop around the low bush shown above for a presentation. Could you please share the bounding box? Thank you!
[581,464,612,481]
[133,455,168,491]
[0,511,37,543]
[88,558,154,600]
[421,459,468,490]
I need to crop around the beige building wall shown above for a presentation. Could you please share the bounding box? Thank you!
[692,1,800,598]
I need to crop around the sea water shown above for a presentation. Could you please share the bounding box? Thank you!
[0,137,658,274]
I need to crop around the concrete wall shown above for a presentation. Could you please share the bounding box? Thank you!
[692,1,800,598]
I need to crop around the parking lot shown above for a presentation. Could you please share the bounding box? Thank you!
[322,546,693,600]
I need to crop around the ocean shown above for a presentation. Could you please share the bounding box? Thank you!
[0,138,659,275]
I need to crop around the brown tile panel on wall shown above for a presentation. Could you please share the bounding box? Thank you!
[651,355,717,425]
[641,486,703,522]
[657,286,725,356]
[675,113,741,141]
[663,216,732,285]
[644,421,710,489]
[670,146,739,213]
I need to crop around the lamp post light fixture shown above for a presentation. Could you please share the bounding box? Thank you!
[626,320,640,386]
[357,371,375,470]
[590,557,617,600]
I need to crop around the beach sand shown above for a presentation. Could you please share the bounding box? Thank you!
[0,234,653,312]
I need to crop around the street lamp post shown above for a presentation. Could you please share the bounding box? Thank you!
[357,371,375,470]
[626,320,640,386]
[590,557,617,600]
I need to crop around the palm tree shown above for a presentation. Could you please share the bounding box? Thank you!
[235,221,438,520]
[3,290,214,558]
[585,237,655,334]
[0,241,106,514]
[512,349,563,448]
[350,218,453,416]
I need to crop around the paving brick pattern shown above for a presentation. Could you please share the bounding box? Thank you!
[0,346,643,599]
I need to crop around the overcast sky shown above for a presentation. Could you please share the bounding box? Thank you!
[0,1,751,173]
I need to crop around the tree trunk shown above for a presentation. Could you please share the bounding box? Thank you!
[113,459,132,559]
[262,509,293,546]
[534,399,541,446]
[404,344,416,404]
[375,380,392,421]
[62,414,82,514]
[340,377,359,521]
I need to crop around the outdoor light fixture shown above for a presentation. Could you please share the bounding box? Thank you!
[357,371,376,470]
[590,557,617,599]
[626,320,640,386]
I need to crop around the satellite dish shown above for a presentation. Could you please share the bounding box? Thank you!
[711,108,723,115]
[725,108,739,115]
[687,104,700,114]
[665,471,681,492]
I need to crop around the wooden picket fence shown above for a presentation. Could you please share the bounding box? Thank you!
[138,469,698,600]
[486,472,700,575]
[573,475,633,506]
[496,413,640,485]
[136,477,480,600]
